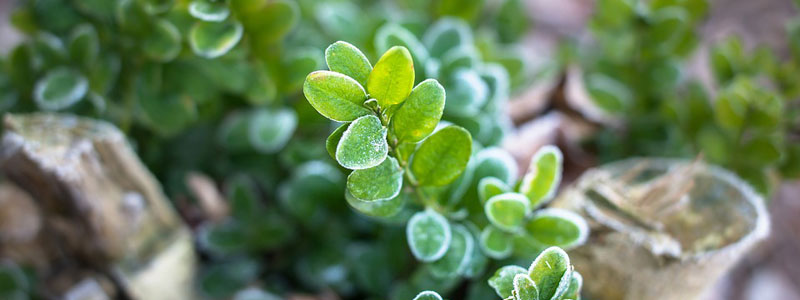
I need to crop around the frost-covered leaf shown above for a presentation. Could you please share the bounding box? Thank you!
[407,209,451,262]
[248,107,297,154]
[303,70,370,121]
[514,274,540,300]
[189,0,230,22]
[345,188,406,218]
[528,247,572,300]
[189,20,243,58]
[559,271,582,300]
[519,146,563,208]
[335,115,388,170]
[347,157,403,201]
[443,69,489,117]
[409,126,472,186]
[34,67,88,110]
[392,79,446,143]
[478,177,511,204]
[524,209,588,250]
[325,41,372,87]
[429,224,474,278]
[413,291,443,300]
[488,265,527,299]
[480,225,513,259]
[423,18,472,59]
[473,148,519,185]
[367,46,415,107]
[485,192,530,232]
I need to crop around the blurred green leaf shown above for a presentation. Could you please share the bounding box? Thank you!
[524,209,588,249]
[519,146,563,208]
[34,67,88,110]
[485,192,530,232]
[189,20,243,58]
[480,225,513,259]
[143,19,182,62]
[189,0,231,22]
[429,224,474,278]
[407,209,452,262]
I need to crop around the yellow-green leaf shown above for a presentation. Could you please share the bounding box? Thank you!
[367,46,415,107]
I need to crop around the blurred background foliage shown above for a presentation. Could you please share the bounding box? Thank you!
[0,0,798,299]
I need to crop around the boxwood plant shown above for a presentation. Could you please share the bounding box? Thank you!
[304,41,588,298]
[412,247,583,300]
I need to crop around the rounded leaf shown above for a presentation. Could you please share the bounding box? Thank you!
[335,115,389,170]
[524,209,588,250]
[407,209,452,262]
[374,23,429,79]
[519,145,563,208]
[142,19,181,62]
[68,23,99,68]
[514,274,540,300]
[189,20,243,58]
[473,147,519,185]
[423,18,473,59]
[478,177,511,204]
[325,41,372,87]
[413,291,443,300]
[347,157,403,201]
[485,192,530,232]
[443,69,489,117]
[367,46,415,107]
[561,271,582,300]
[429,224,474,278]
[189,0,230,22]
[392,79,446,142]
[303,70,371,122]
[248,107,297,154]
[585,73,631,113]
[480,225,513,259]
[488,265,527,299]
[34,67,88,110]
[346,189,406,218]
[528,247,572,300]
[409,126,472,186]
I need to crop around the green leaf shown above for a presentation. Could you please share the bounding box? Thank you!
[443,69,489,117]
[439,45,479,78]
[488,265,527,299]
[303,70,371,122]
[233,288,282,300]
[34,67,88,110]
[519,146,563,208]
[473,148,519,185]
[335,115,389,170]
[585,73,631,113]
[524,209,588,249]
[189,20,243,58]
[480,225,513,259]
[559,271,582,300]
[32,32,67,68]
[189,0,230,22]
[413,291,443,300]
[325,41,372,87]
[232,0,298,48]
[423,18,473,59]
[326,122,349,159]
[514,274,540,300]
[345,189,406,218]
[407,209,452,262]
[528,247,572,300]
[409,126,472,186]
[198,259,259,298]
[218,111,252,152]
[392,79,446,143]
[429,224,474,278]
[143,19,181,63]
[478,177,511,204]
[347,157,404,201]
[68,24,99,69]
[248,107,297,154]
[485,192,530,232]
[374,23,429,80]
[367,46,415,107]
[742,136,782,166]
